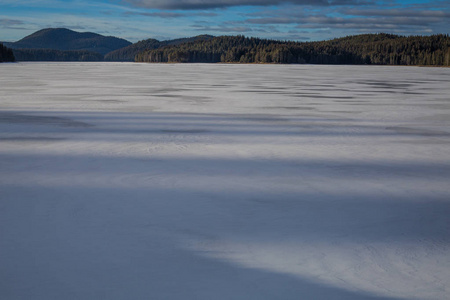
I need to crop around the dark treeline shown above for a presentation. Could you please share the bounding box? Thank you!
[105,38,162,61]
[105,35,213,61]
[12,48,104,61]
[136,34,450,66]
[0,43,15,62]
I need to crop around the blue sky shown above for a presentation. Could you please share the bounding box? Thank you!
[1,0,449,42]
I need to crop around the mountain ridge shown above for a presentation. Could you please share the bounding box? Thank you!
[104,35,214,61]
[3,28,449,65]
[3,28,215,62]
[5,28,132,56]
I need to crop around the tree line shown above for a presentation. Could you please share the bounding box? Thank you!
[104,35,213,61]
[0,43,15,62]
[135,34,450,66]
[12,49,103,61]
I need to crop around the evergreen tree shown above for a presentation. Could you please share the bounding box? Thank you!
[0,43,15,62]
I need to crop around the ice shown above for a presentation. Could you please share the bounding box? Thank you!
[1,62,449,299]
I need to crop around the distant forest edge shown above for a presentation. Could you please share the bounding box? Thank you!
[136,34,450,66]
[13,49,103,61]
[104,35,213,61]
[0,43,15,62]
[13,49,103,62]
[2,28,449,66]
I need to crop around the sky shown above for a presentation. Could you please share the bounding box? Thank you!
[1,0,449,43]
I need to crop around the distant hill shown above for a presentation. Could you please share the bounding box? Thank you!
[104,35,214,61]
[0,43,15,62]
[136,33,450,66]
[5,28,132,56]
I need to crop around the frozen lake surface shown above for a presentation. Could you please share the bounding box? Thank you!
[1,62,449,299]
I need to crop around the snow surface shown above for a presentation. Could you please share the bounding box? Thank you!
[1,62,449,300]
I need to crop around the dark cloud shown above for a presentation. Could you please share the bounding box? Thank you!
[0,19,28,33]
[247,17,299,24]
[345,8,450,18]
[289,15,445,32]
[284,30,311,40]
[118,0,447,40]
[256,25,281,33]
[399,0,450,10]
[194,12,220,17]
[300,16,443,26]
[123,11,219,18]
[124,0,371,10]
[51,22,88,30]
[244,7,449,33]
[124,11,185,18]
[192,24,253,33]
[0,18,25,28]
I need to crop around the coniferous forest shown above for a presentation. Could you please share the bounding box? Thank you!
[135,34,450,66]
[12,48,103,61]
[104,35,213,61]
[0,43,15,62]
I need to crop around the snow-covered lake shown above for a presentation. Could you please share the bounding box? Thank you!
[1,62,449,300]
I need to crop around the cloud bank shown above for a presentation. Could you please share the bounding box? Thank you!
[124,0,371,10]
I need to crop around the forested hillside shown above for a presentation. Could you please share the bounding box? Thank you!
[104,38,161,61]
[136,34,450,66]
[104,35,214,61]
[12,48,103,61]
[0,43,15,62]
[5,28,131,56]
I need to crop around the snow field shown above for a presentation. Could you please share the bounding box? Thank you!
[1,62,449,299]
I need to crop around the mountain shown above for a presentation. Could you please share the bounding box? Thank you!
[6,28,131,56]
[0,43,15,62]
[135,33,450,66]
[104,35,214,61]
